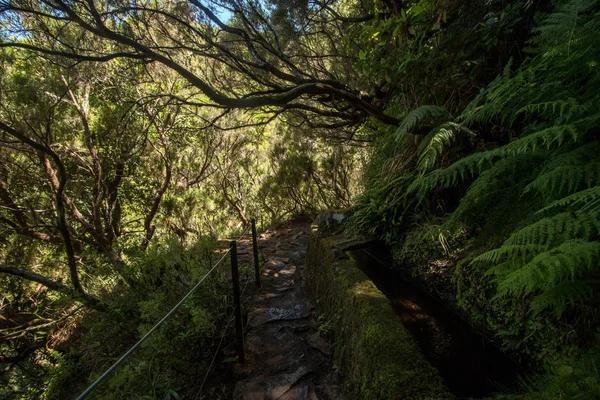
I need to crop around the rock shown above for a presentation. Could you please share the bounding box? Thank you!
[292,232,305,241]
[306,333,332,356]
[266,292,284,299]
[279,385,309,400]
[315,384,346,400]
[248,305,309,327]
[279,266,297,275]
[265,366,312,399]
[233,381,265,400]
[265,259,286,270]
[255,292,284,301]
[292,325,311,333]
[313,210,349,237]
[333,238,374,251]
[275,250,288,258]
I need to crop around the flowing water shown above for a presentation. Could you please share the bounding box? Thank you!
[348,246,524,399]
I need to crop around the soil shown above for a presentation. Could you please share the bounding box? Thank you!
[232,218,347,400]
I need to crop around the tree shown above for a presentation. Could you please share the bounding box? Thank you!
[0,0,399,138]
[0,50,190,304]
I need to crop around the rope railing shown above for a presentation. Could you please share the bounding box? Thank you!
[236,223,253,242]
[76,219,261,400]
[196,305,236,399]
[196,262,254,399]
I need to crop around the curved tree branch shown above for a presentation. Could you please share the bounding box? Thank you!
[0,264,75,295]
[0,120,100,306]
[1,0,401,126]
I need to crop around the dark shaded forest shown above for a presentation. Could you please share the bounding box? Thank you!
[0,0,599,398]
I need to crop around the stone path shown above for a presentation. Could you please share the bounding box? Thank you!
[233,219,346,400]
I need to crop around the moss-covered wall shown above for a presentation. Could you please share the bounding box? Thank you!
[305,229,452,399]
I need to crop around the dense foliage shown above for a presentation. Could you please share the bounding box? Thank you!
[1,0,599,398]
[353,0,600,398]
[0,1,362,396]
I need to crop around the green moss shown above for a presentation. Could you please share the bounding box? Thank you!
[306,231,453,399]
[390,219,570,366]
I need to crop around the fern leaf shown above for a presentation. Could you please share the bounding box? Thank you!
[539,186,600,214]
[523,162,600,198]
[523,142,600,198]
[515,98,580,121]
[495,125,578,157]
[476,244,546,266]
[395,105,448,142]
[535,0,599,48]
[505,211,600,247]
[531,280,597,317]
[416,122,475,174]
[497,239,600,296]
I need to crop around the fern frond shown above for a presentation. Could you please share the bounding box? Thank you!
[497,239,600,296]
[416,122,475,174]
[410,123,580,199]
[523,162,600,198]
[407,153,485,199]
[459,60,536,126]
[531,280,596,317]
[444,154,544,226]
[476,244,547,266]
[539,185,600,214]
[515,98,581,121]
[505,211,600,247]
[535,0,599,48]
[496,124,579,156]
[395,105,448,142]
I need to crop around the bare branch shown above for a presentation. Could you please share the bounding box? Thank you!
[0,264,75,295]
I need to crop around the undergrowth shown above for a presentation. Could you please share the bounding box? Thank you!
[3,236,238,400]
[352,0,600,398]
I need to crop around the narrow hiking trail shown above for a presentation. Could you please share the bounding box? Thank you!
[233,218,346,400]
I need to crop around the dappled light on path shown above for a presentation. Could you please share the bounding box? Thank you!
[233,218,346,400]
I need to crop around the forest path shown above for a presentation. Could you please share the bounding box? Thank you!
[232,218,346,400]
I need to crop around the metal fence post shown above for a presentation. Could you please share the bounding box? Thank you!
[251,218,261,288]
[230,240,245,363]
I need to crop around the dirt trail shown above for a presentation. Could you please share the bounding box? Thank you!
[233,218,346,400]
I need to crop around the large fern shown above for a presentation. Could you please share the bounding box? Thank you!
[416,122,475,174]
[495,240,600,315]
[541,185,600,214]
[394,105,448,142]
[523,142,600,199]
[411,0,600,318]
[504,210,600,247]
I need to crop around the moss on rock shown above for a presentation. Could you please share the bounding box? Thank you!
[306,230,452,399]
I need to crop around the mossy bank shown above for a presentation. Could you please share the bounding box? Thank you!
[305,227,452,399]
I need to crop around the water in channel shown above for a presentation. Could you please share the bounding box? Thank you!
[348,246,525,399]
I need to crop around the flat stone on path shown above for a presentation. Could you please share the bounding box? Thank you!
[248,305,309,328]
[306,333,332,356]
[266,366,312,399]
[279,386,311,400]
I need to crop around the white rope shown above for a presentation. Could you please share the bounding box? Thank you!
[195,310,236,400]
[235,223,252,242]
[76,247,232,400]
[76,223,254,399]
[196,234,254,399]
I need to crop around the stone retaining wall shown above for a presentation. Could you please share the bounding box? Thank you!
[305,227,452,399]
